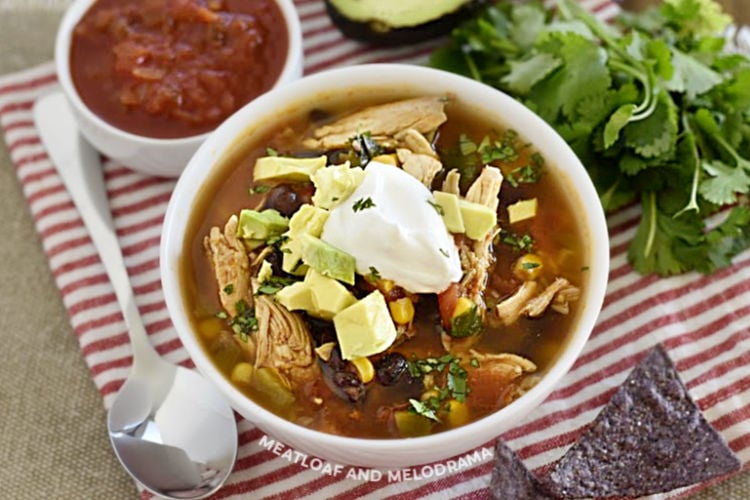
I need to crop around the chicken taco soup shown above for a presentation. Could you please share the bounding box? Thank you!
[181,94,589,439]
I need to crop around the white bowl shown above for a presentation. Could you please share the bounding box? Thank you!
[54,0,303,178]
[161,64,610,468]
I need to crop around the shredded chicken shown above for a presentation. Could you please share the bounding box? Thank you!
[457,232,497,311]
[396,128,436,156]
[524,277,579,317]
[305,97,447,150]
[253,295,320,387]
[551,284,581,314]
[204,214,251,316]
[465,166,503,212]
[455,166,504,310]
[465,350,537,407]
[442,169,461,195]
[495,281,540,326]
[397,148,442,187]
[495,278,581,324]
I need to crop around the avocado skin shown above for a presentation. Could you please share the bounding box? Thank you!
[324,0,486,46]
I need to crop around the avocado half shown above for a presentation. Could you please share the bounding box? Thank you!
[325,0,486,46]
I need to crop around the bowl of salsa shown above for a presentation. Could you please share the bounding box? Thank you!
[160,64,610,468]
[54,0,303,177]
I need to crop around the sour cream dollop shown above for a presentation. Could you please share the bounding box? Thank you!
[321,161,462,293]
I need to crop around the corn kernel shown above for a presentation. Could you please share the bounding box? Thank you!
[197,317,224,341]
[230,362,254,385]
[445,399,470,428]
[379,279,395,292]
[513,253,544,281]
[371,154,398,166]
[389,297,415,324]
[350,357,375,383]
[452,297,475,319]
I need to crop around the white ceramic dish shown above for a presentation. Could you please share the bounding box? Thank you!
[54,0,303,178]
[161,64,610,468]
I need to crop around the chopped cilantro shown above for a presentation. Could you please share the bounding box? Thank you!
[248,185,271,195]
[230,299,258,338]
[215,311,228,320]
[407,354,473,408]
[367,266,381,282]
[352,197,376,212]
[223,284,234,295]
[256,275,296,296]
[449,304,483,338]
[265,147,279,156]
[499,229,535,253]
[408,398,441,422]
[350,131,383,167]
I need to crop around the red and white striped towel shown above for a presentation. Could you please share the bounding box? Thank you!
[1,0,747,498]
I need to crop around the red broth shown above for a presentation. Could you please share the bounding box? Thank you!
[70,0,289,139]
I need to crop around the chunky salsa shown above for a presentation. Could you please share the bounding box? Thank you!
[70,0,289,139]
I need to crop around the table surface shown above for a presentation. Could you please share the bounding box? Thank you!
[0,1,747,499]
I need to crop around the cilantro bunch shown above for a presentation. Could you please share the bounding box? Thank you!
[431,0,750,276]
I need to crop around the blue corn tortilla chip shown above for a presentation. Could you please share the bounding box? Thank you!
[544,344,741,498]
[490,440,554,500]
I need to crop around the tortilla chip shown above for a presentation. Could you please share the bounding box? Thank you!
[544,344,741,498]
[490,440,554,500]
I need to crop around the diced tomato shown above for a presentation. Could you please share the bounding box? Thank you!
[438,282,459,328]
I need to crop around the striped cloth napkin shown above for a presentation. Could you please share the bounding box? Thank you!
[1,0,748,498]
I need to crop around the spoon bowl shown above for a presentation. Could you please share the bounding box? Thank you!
[33,91,238,499]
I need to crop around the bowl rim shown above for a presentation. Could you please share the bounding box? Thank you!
[54,0,303,146]
[161,63,610,464]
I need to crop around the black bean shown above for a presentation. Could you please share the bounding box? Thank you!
[333,371,366,403]
[263,183,313,217]
[375,353,409,386]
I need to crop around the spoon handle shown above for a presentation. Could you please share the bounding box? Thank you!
[33,91,163,373]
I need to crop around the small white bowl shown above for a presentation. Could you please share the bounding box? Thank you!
[54,0,303,178]
[161,64,610,468]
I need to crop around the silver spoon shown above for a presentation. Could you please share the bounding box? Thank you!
[33,91,238,499]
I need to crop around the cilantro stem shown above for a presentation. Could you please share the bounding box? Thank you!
[608,59,657,122]
[643,191,657,258]
[710,133,750,172]
[675,114,701,217]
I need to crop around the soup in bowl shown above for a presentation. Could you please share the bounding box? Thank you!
[161,64,609,468]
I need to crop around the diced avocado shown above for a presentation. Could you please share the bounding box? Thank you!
[281,205,330,275]
[459,199,497,240]
[304,269,357,320]
[299,233,356,285]
[288,204,329,236]
[432,191,465,233]
[333,290,397,360]
[275,281,315,312]
[507,198,538,224]
[237,209,289,241]
[254,155,327,182]
[311,163,365,209]
[281,237,308,276]
[257,260,274,283]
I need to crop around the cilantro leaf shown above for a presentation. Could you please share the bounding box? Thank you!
[665,48,723,99]
[699,160,750,205]
[502,53,562,94]
[623,89,678,158]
